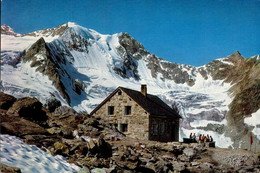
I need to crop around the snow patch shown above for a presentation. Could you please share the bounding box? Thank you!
[216,58,234,66]
[244,109,260,140]
[0,135,80,173]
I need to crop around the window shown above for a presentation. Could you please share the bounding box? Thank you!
[159,122,165,134]
[125,106,131,115]
[114,123,118,129]
[120,124,128,132]
[152,124,158,135]
[118,91,122,95]
[108,106,114,115]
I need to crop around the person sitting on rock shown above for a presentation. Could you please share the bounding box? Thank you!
[210,136,213,142]
[192,133,196,142]
[207,134,210,142]
[190,133,193,139]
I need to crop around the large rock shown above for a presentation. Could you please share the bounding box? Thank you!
[7,97,48,122]
[54,105,78,115]
[53,142,69,156]
[1,113,47,136]
[0,92,17,110]
[0,163,21,173]
[96,137,112,158]
[44,98,61,112]
[183,148,196,158]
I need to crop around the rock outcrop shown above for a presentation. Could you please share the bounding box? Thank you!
[22,37,71,104]
[0,93,260,172]
[0,92,17,110]
[0,163,21,173]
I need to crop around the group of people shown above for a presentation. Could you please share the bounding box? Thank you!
[189,133,213,143]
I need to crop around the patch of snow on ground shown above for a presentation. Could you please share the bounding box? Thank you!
[0,135,80,173]
[244,109,260,140]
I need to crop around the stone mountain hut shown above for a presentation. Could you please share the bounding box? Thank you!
[90,85,181,142]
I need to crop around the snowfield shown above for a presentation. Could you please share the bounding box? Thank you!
[0,135,80,173]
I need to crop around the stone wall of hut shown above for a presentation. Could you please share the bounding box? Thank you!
[92,89,150,140]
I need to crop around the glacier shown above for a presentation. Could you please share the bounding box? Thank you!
[1,22,237,148]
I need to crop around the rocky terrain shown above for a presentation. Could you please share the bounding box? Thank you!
[1,92,260,173]
[1,23,260,152]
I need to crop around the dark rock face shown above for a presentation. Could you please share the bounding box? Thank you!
[22,37,71,104]
[114,33,143,80]
[44,98,62,112]
[119,33,149,60]
[7,97,48,122]
[62,30,89,52]
[1,113,47,136]
[146,54,196,85]
[0,92,17,110]
[118,33,196,85]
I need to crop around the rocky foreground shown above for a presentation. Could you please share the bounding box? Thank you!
[0,92,260,173]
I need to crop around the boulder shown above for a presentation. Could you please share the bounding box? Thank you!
[96,138,112,158]
[172,161,187,172]
[53,142,69,155]
[0,163,21,173]
[1,113,47,136]
[77,166,90,173]
[7,97,48,122]
[83,118,99,128]
[60,127,73,138]
[46,127,62,135]
[54,105,78,115]
[90,168,106,173]
[44,98,61,112]
[0,92,17,110]
[183,147,196,158]
[23,135,58,148]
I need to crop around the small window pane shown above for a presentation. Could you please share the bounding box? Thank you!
[160,122,165,134]
[152,124,158,135]
[120,124,128,132]
[108,106,114,115]
[125,106,131,115]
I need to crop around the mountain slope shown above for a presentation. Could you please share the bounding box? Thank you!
[1,23,259,150]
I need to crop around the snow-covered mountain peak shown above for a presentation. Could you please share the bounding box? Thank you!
[66,22,78,27]
[1,22,259,150]
[1,24,17,35]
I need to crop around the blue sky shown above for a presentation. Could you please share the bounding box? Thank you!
[1,0,259,66]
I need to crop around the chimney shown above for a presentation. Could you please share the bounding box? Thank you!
[141,84,147,97]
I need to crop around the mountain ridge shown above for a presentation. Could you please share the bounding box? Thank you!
[1,22,259,150]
